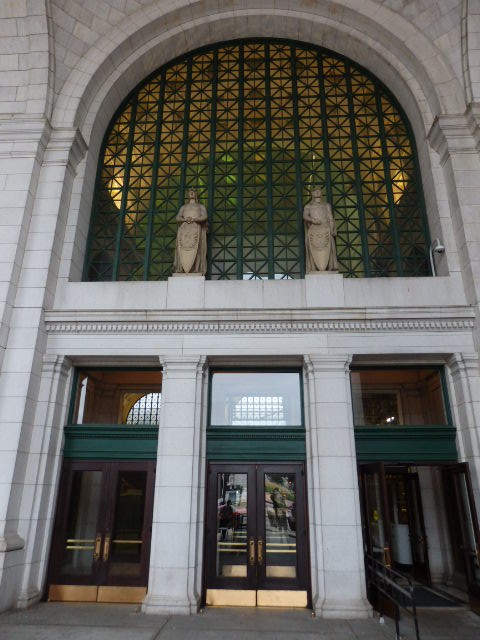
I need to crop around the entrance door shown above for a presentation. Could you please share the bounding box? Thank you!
[403,472,431,583]
[359,464,431,582]
[48,460,155,603]
[442,463,480,614]
[359,463,393,567]
[205,463,309,607]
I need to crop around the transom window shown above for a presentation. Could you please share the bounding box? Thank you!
[85,39,430,281]
[350,368,451,427]
[71,369,162,425]
[210,371,302,427]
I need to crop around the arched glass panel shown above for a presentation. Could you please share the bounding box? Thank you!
[84,39,430,281]
[126,392,162,425]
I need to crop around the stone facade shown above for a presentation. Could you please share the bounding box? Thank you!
[0,0,480,618]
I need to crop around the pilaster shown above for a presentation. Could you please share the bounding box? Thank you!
[17,354,72,609]
[446,353,480,501]
[0,125,86,613]
[304,355,370,619]
[428,111,480,349]
[143,355,206,614]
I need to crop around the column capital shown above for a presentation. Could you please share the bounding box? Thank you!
[43,127,87,173]
[427,112,479,165]
[304,354,352,375]
[160,354,206,375]
[42,353,72,378]
[447,352,480,378]
[0,116,51,160]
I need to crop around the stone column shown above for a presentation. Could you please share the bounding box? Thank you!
[0,118,50,372]
[0,126,86,612]
[447,353,480,503]
[428,109,480,348]
[17,354,72,608]
[143,355,206,614]
[304,355,370,619]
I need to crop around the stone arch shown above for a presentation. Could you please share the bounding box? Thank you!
[53,1,464,136]
[58,2,460,281]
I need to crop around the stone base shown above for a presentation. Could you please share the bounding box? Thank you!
[16,587,41,609]
[315,598,372,619]
[0,533,25,552]
[171,273,205,278]
[142,594,198,615]
[305,270,340,275]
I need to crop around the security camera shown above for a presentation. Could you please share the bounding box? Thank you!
[432,238,445,254]
[429,238,445,276]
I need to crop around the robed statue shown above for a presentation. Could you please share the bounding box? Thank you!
[174,189,208,275]
[303,187,338,272]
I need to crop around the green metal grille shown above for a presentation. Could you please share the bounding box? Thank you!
[85,39,430,281]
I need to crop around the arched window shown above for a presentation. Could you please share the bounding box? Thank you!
[125,392,162,425]
[85,39,430,281]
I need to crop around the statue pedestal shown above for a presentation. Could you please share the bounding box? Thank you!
[306,270,339,275]
[171,273,204,277]
[305,271,344,307]
[167,274,205,308]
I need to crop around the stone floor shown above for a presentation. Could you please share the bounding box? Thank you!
[0,603,479,639]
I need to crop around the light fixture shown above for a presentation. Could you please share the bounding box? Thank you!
[429,238,445,276]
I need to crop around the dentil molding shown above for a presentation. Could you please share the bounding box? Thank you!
[45,317,474,335]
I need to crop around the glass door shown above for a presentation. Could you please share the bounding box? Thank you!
[442,463,480,614]
[48,461,155,603]
[404,472,431,584]
[359,463,392,567]
[205,463,309,607]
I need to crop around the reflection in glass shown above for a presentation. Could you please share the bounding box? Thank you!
[458,475,480,582]
[109,471,147,577]
[264,473,297,579]
[210,371,302,426]
[387,474,413,566]
[365,472,386,563]
[61,471,102,576]
[216,473,248,578]
[351,368,449,426]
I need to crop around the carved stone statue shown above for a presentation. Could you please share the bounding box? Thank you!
[303,187,338,272]
[174,189,208,275]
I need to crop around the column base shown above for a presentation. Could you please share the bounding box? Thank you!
[315,598,372,619]
[142,594,198,615]
[17,587,41,609]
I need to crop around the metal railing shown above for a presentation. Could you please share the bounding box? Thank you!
[366,554,421,640]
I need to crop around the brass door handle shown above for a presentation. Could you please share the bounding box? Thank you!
[93,534,102,561]
[103,535,111,562]
[257,538,263,566]
[249,537,256,566]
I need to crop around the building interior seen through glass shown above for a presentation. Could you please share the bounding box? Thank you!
[350,368,449,426]
[85,40,429,282]
[71,369,162,425]
[209,371,302,427]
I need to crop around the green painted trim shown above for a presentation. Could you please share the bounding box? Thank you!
[354,426,457,462]
[64,425,159,460]
[206,427,306,461]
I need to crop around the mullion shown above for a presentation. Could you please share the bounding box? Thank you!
[144,75,166,280]
[112,99,138,280]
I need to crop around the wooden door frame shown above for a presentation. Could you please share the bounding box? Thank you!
[46,460,155,602]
